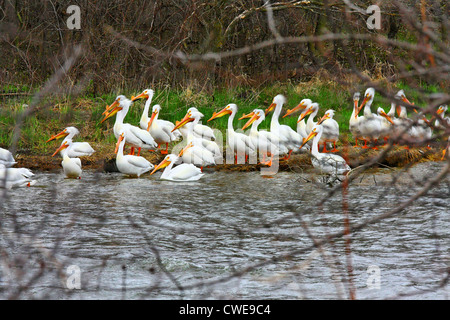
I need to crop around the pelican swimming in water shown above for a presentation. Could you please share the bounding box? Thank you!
[151,153,204,181]
[101,95,158,156]
[52,139,82,179]
[0,147,16,167]
[208,103,255,163]
[115,130,154,177]
[0,166,36,189]
[300,124,351,176]
[46,126,95,158]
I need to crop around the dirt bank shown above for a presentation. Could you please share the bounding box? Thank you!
[12,144,444,173]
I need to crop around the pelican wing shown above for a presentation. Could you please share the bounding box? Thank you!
[71,142,95,156]
[168,163,204,181]
[125,155,154,169]
[128,125,158,148]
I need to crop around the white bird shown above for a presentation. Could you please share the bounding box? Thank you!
[300,124,351,176]
[46,127,95,158]
[376,107,395,143]
[131,89,182,142]
[435,105,449,129]
[282,98,312,141]
[151,154,204,181]
[241,109,285,166]
[0,147,16,167]
[52,139,82,179]
[173,110,222,164]
[317,109,340,152]
[0,166,36,189]
[358,87,383,149]
[207,103,255,163]
[142,104,178,154]
[349,92,365,147]
[265,94,303,159]
[186,107,216,141]
[101,95,158,156]
[115,130,154,177]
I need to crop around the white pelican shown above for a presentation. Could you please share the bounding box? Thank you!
[186,107,216,141]
[46,127,95,157]
[358,88,383,149]
[101,95,158,156]
[349,92,365,147]
[435,105,448,129]
[176,141,215,170]
[317,109,340,152]
[298,102,320,136]
[241,109,284,166]
[173,110,221,163]
[282,98,312,141]
[207,103,255,163]
[131,89,181,141]
[52,140,82,179]
[0,147,16,167]
[141,104,177,154]
[115,130,154,177]
[265,94,303,159]
[376,107,395,143]
[151,154,204,181]
[0,166,36,189]
[300,124,351,176]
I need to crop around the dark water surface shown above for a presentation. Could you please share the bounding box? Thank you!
[1,161,449,299]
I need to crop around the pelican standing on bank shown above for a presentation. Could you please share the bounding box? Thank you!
[317,109,340,152]
[349,92,365,147]
[151,154,204,181]
[101,95,158,156]
[265,94,303,159]
[208,103,255,163]
[358,88,383,149]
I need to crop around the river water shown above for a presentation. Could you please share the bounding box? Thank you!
[0,161,448,299]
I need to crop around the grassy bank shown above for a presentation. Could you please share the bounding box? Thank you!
[0,78,442,158]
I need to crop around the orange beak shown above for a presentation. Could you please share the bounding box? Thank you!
[354,99,361,119]
[283,102,305,118]
[147,111,158,131]
[317,114,329,125]
[238,112,253,120]
[242,112,259,130]
[379,110,394,125]
[101,100,122,123]
[297,107,313,123]
[299,129,318,149]
[208,107,232,122]
[264,102,276,115]
[115,134,124,154]
[359,94,371,113]
[52,142,69,157]
[178,142,194,157]
[151,157,171,175]
[46,129,69,142]
[131,92,149,102]
[172,112,193,132]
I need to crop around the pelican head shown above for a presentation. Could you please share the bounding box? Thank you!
[359,87,375,110]
[242,109,264,130]
[131,88,154,102]
[101,95,129,123]
[297,102,318,123]
[283,98,312,118]
[151,154,178,175]
[377,107,394,125]
[299,124,322,149]
[52,140,70,157]
[317,109,335,125]
[437,105,448,115]
[265,94,286,115]
[114,130,126,154]
[208,103,236,122]
[46,126,80,142]
[172,110,203,132]
[147,104,161,131]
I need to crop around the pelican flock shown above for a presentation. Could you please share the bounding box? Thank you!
[1,86,447,189]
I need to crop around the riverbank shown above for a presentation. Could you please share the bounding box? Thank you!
[13,143,444,174]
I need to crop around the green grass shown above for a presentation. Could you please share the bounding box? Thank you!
[0,80,440,154]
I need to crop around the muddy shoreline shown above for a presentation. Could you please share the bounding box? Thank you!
[12,144,444,173]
